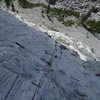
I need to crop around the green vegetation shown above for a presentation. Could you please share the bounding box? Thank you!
[11,2,15,12]
[81,13,91,24]
[41,9,45,14]
[49,8,80,18]
[46,4,50,14]
[45,8,78,26]
[86,34,89,38]
[15,0,100,31]
[4,0,12,8]
[0,0,16,12]
[86,19,100,33]
[18,0,79,26]
[80,5,100,34]
[18,0,80,18]
[18,0,36,8]
[18,0,46,8]
[63,20,75,26]
[80,6,95,23]
[91,48,94,53]
[1,0,100,33]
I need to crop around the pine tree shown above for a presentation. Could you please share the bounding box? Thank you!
[11,2,15,12]
[47,0,51,14]
[5,0,11,8]
[47,4,50,14]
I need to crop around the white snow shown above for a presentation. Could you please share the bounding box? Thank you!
[69,45,87,61]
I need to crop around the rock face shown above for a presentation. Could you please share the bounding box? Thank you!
[83,61,100,75]
[33,0,100,20]
[0,9,100,100]
[45,0,100,21]
[46,0,57,4]
[44,0,100,14]
[55,0,100,13]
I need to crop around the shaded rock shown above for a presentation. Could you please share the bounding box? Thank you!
[46,0,57,5]
[59,44,67,50]
[70,49,79,57]
[83,61,100,76]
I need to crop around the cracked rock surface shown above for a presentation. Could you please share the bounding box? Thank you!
[0,9,100,100]
[52,0,100,13]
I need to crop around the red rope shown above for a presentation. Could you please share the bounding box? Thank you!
[32,44,57,100]
[32,71,46,100]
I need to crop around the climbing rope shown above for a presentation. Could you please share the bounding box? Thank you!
[32,43,57,100]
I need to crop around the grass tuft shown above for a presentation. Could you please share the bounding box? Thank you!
[86,19,100,33]
[18,0,47,8]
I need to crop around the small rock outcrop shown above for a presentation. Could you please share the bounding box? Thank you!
[83,61,100,76]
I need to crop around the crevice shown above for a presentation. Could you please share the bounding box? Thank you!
[4,76,18,100]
